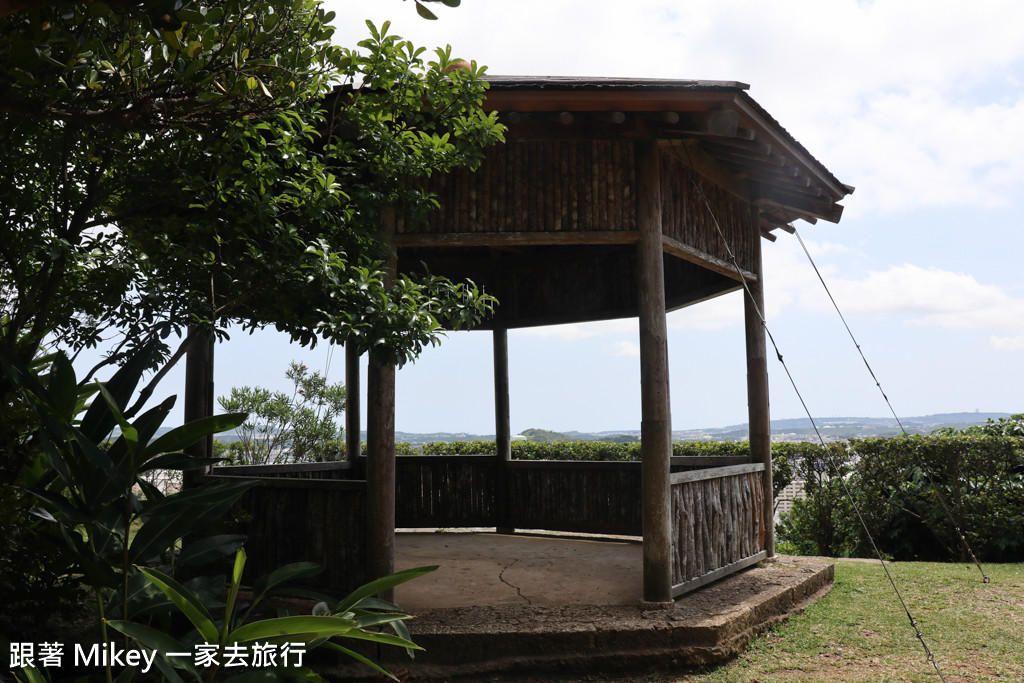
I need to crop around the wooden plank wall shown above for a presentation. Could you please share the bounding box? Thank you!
[508,461,643,535]
[394,455,497,527]
[210,456,767,596]
[660,149,757,274]
[208,475,368,594]
[410,140,638,235]
[670,464,766,595]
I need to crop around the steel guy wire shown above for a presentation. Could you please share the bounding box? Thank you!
[792,227,989,583]
[672,142,949,682]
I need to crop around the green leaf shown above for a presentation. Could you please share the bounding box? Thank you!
[105,620,198,679]
[144,412,248,457]
[222,548,247,641]
[139,453,222,473]
[43,352,79,420]
[136,566,219,644]
[128,480,256,563]
[333,566,438,614]
[79,343,156,442]
[177,534,247,567]
[255,561,323,596]
[228,615,357,644]
[14,666,47,683]
[97,381,139,451]
[414,1,438,20]
[321,642,396,680]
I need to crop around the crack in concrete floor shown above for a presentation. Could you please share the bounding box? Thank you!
[497,557,532,605]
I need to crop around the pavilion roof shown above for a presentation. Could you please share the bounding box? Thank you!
[482,76,853,234]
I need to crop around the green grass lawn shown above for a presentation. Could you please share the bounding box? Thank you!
[556,560,1024,683]
[662,559,1024,683]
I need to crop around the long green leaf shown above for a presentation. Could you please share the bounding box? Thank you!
[28,489,91,524]
[80,343,155,442]
[97,380,138,452]
[333,565,437,614]
[144,412,248,458]
[13,666,47,683]
[136,566,219,644]
[332,628,421,650]
[228,615,357,644]
[177,534,247,567]
[255,561,323,596]
[129,480,256,563]
[43,352,79,421]
[105,619,198,679]
[222,549,247,642]
[321,642,395,680]
[139,453,222,473]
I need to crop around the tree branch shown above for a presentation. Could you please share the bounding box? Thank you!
[122,326,201,419]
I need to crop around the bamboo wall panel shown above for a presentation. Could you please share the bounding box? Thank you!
[508,462,643,535]
[670,469,764,589]
[216,477,368,594]
[409,140,638,235]
[660,150,757,274]
[394,456,497,527]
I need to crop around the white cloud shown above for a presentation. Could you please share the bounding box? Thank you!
[668,292,744,330]
[797,263,1024,343]
[609,341,640,357]
[992,336,1024,351]
[510,318,635,341]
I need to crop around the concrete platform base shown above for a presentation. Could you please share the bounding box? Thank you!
[323,532,834,681]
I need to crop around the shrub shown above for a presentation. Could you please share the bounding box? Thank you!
[777,435,1024,562]
[217,361,346,464]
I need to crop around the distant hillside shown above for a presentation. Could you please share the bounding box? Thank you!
[378,412,1014,444]
[145,411,1013,445]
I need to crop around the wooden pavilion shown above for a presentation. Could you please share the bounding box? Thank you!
[211,77,852,604]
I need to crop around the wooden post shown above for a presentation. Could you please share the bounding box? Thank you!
[366,207,397,597]
[744,207,775,558]
[636,138,673,603]
[183,327,215,490]
[345,343,361,463]
[493,327,513,533]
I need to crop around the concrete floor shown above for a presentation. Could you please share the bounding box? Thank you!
[324,530,835,680]
[394,531,644,609]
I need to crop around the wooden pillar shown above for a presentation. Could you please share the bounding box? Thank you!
[345,343,361,463]
[182,327,215,489]
[366,207,397,594]
[744,207,775,558]
[493,327,513,533]
[636,138,673,603]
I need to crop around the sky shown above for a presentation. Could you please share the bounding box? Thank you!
[93,0,1024,435]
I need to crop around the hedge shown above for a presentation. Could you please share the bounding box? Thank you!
[413,435,1024,562]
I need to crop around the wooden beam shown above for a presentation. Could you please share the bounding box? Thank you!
[754,188,845,223]
[636,138,673,604]
[484,89,739,114]
[394,230,639,248]
[661,234,758,283]
[730,93,851,200]
[665,139,751,204]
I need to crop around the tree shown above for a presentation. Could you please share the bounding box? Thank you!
[2,0,502,643]
[218,361,348,464]
[1,0,503,426]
